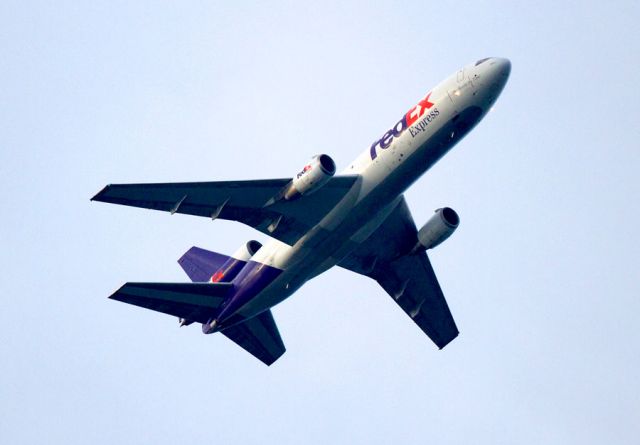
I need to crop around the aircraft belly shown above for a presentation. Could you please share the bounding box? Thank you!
[234,192,399,318]
[235,271,298,318]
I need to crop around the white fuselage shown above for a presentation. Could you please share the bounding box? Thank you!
[236,58,511,319]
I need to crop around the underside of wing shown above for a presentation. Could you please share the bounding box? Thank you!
[339,197,459,348]
[92,176,359,245]
[221,310,286,366]
[370,251,459,348]
[109,282,232,324]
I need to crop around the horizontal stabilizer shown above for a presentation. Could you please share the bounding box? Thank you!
[109,282,232,324]
[222,310,286,366]
[178,246,231,282]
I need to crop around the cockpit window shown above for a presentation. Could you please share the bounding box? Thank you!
[475,58,491,66]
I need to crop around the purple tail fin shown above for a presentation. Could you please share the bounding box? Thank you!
[178,246,231,282]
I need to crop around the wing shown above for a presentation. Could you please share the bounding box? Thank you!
[92,176,359,246]
[338,197,459,348]
[109,282,232,323]
[221,310,286,366]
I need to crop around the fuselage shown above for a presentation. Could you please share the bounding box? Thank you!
[209,57,511,333]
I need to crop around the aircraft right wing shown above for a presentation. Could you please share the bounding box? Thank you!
[92,176,359,246]
[339,197,459,349]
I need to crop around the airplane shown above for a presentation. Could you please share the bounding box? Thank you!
[92,57,511,366]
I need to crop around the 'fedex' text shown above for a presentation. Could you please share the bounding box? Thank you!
[370,92,437,160]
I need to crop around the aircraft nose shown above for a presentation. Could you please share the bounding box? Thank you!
[493,58,511,81]
[476,57,511,100]
[482,57,511,85]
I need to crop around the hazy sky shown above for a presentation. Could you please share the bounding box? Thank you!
[1,1,639,444]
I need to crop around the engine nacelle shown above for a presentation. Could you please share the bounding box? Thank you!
[209,240,262,283]
[415,207,460,251]
[283,154,336,200]
[231,240,262,261]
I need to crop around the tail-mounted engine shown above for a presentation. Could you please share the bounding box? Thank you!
[179,240,262,327]
[283,154,336,200]
[209,240,262,283]
[413,207,460,251]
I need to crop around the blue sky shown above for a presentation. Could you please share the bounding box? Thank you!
[1,1,639,443]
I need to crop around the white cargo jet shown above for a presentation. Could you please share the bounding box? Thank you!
[92,57,511,365]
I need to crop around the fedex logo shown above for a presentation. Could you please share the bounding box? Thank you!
[210,271,224,282]
[296,165,312,179]
[370,92,436,160]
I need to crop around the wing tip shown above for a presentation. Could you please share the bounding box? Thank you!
[91,184,112,202]
[436,330,460,349]
[263,348,287,366]
[107,282,129,301]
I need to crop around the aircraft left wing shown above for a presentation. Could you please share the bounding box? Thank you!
[92,176,359,246]
[339,197,459,349]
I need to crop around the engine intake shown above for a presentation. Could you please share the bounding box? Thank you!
[415,207,460,251]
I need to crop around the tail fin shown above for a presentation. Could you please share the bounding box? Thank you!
[178,245,286,365]
[178,246,231,282]
[222,310,286,366]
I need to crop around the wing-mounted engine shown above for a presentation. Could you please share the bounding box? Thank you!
[413,207,460,251]
[282,154,336,200]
